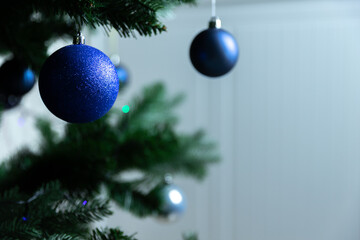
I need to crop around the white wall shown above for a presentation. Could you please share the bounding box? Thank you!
[103,1,360,240]
[2,1,360,240]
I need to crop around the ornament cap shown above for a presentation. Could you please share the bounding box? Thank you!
[164,174,173,185]
[110,54,121,66]
[209,16,221,29]
[73,32,85,45]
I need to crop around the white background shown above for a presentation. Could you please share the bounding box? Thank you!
[2,1,360,240]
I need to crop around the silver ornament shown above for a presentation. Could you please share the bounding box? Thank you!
[151,175,187,222]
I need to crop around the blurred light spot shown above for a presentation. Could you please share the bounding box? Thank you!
[18,117,25,127]
[169,190,182,204]
[24,68,34,82]
[82,200,87,205]
[223,35,237,52]
[122,105,130,113]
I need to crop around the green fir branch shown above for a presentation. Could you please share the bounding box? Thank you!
[46,234,82,240]
[51,198,112,225]
[89,228,137,240]
[36,119,60,150]
[0,82,217,238]
[0,0,196,71]
[182,232,198,240]
[0,218,42,240]
[108,181,158,217]
[115,82,184,131]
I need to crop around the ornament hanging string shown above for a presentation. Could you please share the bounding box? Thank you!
[74,15,83,37]
[211,0,216,17]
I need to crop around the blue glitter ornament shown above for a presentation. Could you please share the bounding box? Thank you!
[0,58,35,96]
[190,17,239,77]
[39,33,119,123]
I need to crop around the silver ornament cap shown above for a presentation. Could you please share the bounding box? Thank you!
[73,32,85,45]
[209,16,222,29]
[164,173,173,185]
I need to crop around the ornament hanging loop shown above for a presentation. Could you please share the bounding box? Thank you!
[211,0,216,17]
[209,0,220,28]
[73,32,85,45]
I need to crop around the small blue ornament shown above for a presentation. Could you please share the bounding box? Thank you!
[115,65,129,88]
[39,34,119,123]
[190,17,239,77]
[0,58,35,96]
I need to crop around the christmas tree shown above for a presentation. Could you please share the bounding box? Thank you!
[0,1,218,239]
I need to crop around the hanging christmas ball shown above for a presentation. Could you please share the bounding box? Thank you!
[190,17,239,77]
[0,58,36,96]
[39,33,119,123]
[115,65,129,89]
[111,55,130,90]
[150,176,186,222]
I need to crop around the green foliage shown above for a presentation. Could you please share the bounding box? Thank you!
[182,232,198,240]
[0,0,196,72]
[0,1,212,239]
[89,228,137,240]
[0,181,114,239]
[0,106,2,125]
[0,82,218,238]
[0,9,75,72]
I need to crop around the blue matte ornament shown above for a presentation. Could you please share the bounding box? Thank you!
[115,64,129,89]
[190,17,239,77]
[0,58,35,96]
[39,33,119,123]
